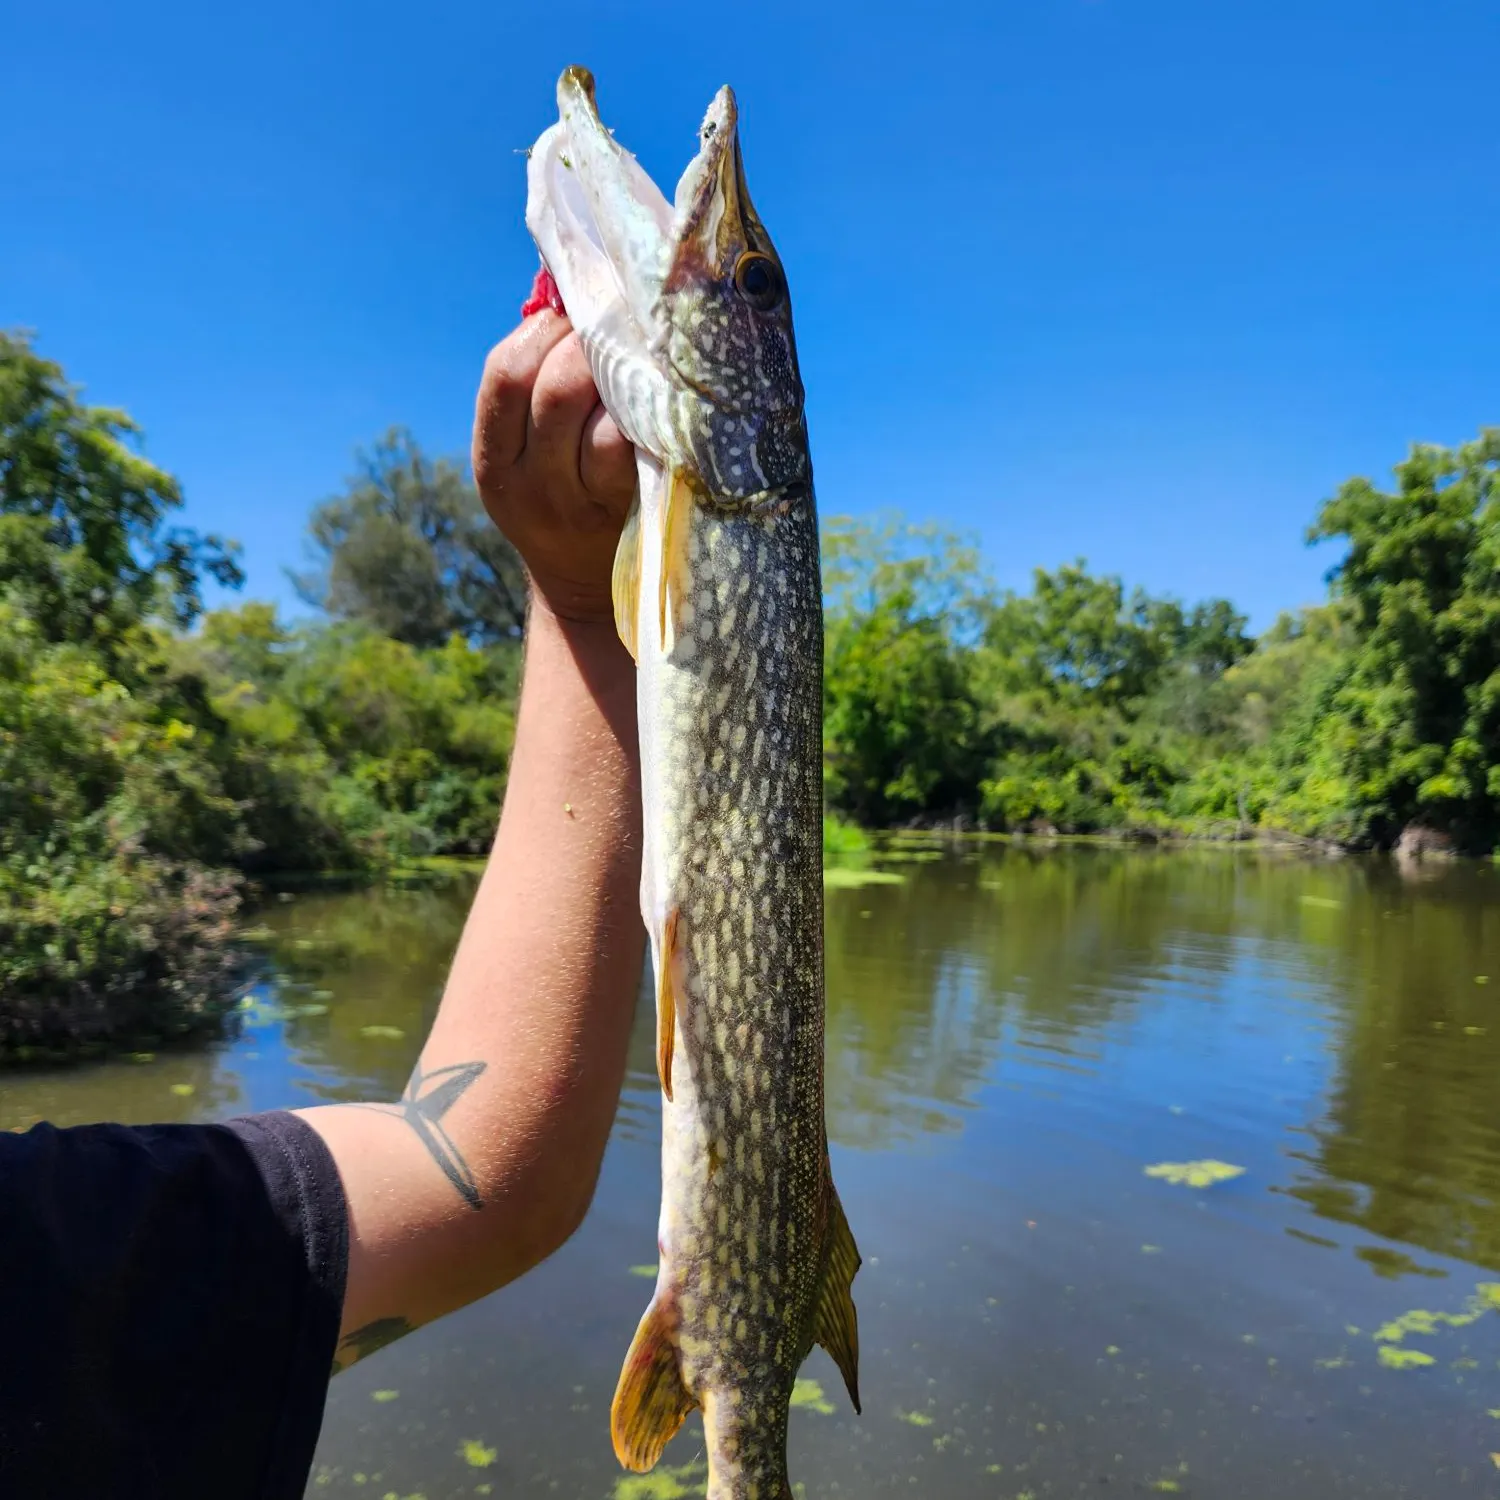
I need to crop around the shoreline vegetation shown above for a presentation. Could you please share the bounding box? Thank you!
[3,329,1498,1059]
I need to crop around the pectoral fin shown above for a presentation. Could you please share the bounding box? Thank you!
[813,1174,862,1413]
[611,496,643,661]
[611,1295,696,1473]
[658,468,695,655]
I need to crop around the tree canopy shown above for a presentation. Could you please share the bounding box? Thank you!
[291,426,526,647]
[0,330,242,650]
[1306,429,1500,848]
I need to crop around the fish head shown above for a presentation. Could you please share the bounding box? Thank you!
[658,85,809,504]
[526,68,810,509]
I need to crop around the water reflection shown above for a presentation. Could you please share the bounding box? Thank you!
[1289,864,1500,1272]
[3,848,1499,1497]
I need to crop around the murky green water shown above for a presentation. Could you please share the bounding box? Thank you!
[4,845,1500,1497]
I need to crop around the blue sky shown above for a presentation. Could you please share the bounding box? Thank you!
[5,0,1496,630]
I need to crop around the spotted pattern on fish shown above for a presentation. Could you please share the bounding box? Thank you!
[653,497,825,1497]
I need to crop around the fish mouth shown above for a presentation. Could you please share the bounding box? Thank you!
[527,69,760,344]
[665,85,761,288]
[526,67,674,343]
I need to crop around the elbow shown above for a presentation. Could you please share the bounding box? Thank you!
[505,1153,604,1277]
[536,1172,598,1261]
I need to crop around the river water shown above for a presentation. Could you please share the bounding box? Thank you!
[3,844,1499,1498]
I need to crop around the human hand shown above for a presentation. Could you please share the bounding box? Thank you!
[472,310,636,626]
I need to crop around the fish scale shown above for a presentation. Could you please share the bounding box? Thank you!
[654,504,825,1495]
[524,66,861,1500]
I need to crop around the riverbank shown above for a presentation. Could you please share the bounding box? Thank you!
[9,827,1494,1068]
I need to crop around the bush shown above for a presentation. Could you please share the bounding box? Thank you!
[0,848,242,1059]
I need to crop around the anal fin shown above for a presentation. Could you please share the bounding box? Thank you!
[611,1296,696,1473]
[814,1174,862,1414]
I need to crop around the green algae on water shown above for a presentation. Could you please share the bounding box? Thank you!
[371,1390,399,1402]
[170,1083,194,1097]
[459,1440,497,1468]
[612,1459,707,1499]
[1377,1346,1435,1370]
[1372,1282,1500,1344]
[790,1378,834,1414]
[628,1263,659,1278]
[898,1409,934,1426]
[360,1025,406,1040]
[1143,1160,1245,1188]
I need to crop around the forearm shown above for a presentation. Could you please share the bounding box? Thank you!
[300,602,644,1360]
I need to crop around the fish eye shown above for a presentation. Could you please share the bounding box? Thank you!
[734,252,784,312]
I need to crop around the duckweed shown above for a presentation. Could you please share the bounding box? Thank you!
[459,1440,497,1468]
[611,1459,707,1498]
[790,1378,834,1414]
[1377,1346,1435,1370]
[1143,1160,1245,1188]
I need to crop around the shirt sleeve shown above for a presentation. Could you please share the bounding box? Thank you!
[0,1109,348,1500]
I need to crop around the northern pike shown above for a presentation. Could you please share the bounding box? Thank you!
[525,67,861,1500]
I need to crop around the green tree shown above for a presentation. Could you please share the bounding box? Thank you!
[821,515,989,823]
[971,561,1252,832]
[0,330,242,650]
[982,562,1250,707]
[0,330,257,1056]
[292,426,526,647]
[1303,429,1500,849]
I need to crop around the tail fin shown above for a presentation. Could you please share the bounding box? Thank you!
[611,1295,697,1472]
[813,1175,862,1413]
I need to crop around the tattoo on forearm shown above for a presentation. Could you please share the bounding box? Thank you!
[353,1059,488,1209]
[333,1315,414,1374]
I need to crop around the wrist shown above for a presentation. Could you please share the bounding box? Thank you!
[525,589,637,717]
[528,589,623,653]
[526,570,616,631]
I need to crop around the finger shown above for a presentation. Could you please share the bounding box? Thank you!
[472,313,572,487]
[528,334,604,479]
[579,403,636,514]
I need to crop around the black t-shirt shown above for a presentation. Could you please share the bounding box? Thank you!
[0,1110,348,1499]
